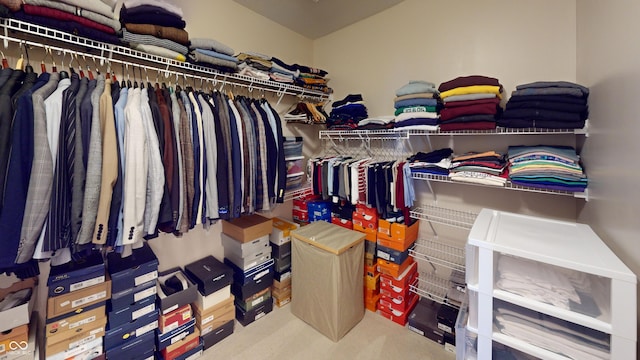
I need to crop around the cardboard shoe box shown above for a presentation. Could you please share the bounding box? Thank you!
[379,271,418,301]
[105,330,155,360]
[235,299,272,327]
[377,219,419,251]
[408,298,446,345]
[109,279,157,311]
[378,294,419,326]
[160,329,200,360]
[107,242,159,294]
[201,320,234,350]
[231,271,274,301]
[224,248,272,272]
[379,261,418,290]
[103,309,158,351]
[44,320,106,358]
[222,233,270,259]
[158,304,192,333]
[376,257,414,279]
[235,288,271,312]
[0,324,28,356]
[107,295,156,329]
[45,313,106,349]
[270,217,299,245]
[379,291,419,314]
[47,336,103,360]
[47,251,105,297]
[376,243,412,265]
[224,258,273,286]
[0,277,37,333]
[271,241,292,260]
[194,285,231,312]
[156,268,198,316]
[46,305,106,338]
[222,214,273,243]
[47,277,111,320]
[185,256,233,297]
[156,318,195,351]
[195,296,234,336]
[274,255,291,273]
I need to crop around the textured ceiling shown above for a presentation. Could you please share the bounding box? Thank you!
[233,0,405,39]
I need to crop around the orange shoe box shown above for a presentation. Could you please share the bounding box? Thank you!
[364,294,379,312]
[378,294,419,326]
[331,217,353,230]
[380,268,418,300]
[377,257,414,279]
[364,271,380,291]
[379,261,418,289]
[377,219,419,250]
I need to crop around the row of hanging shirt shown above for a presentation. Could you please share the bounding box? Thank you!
[0,55,288,271]
[307,156,416,222]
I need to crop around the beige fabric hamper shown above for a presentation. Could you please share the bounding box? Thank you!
[291,221,365,342]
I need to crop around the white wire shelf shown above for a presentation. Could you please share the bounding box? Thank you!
[409,238,466,273]
[318,123,588,140]
[283,185,313,202]
[411,172,589,200]
[410,205,478,230]
[410,271,463,309]
[0,18,329,100]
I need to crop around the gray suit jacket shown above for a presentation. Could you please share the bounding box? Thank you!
[76,77,105,245]
[15,72,60,263]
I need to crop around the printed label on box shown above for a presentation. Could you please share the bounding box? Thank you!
[379,227,390,235]
[170,332,188,345]
[253,269,269,281]
[408,325,424,336]
[377,251,390,261]
[70,276,105,292]
[135,321,158,337]
[201,325,213,336]
[134,271,158,287]
[69,315,96,330]
[71,291,107,308]
[164,304,178,315]
[251,297,264,307]
[255,312,266,321]
[164,321,178,333]
[134,286,157,303]
[69,334,96,349]
[437,323,452,334]
[132,304,155,320]
[202,315,214,325]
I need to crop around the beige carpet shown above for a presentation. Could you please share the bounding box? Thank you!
[200,304,454,360]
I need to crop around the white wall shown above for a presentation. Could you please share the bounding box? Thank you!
[576,0,640,322]
[313,0,580,221]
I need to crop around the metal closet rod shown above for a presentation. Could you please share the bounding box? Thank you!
[0,33,323,101]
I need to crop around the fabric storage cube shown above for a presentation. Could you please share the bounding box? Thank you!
[291,221,365,342]
[283,136,303,158]
[285,155,305,175]
[286,172,305,190]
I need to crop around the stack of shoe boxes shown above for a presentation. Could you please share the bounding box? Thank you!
[352,204,379,312]
[376,218,420,325]
[221,214,275,327]
[330,200,354,230]
[156,268,201,359]
[185,255,234,351]
[45,252,110,359]
[408,298,460,352]
[105,243,159,360]
[1,274,36,360]
[292,193,320,225]
[269,218,298,307]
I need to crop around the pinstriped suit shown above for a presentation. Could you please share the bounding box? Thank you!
[93,79,118,244]
[15,72,59,263]
[75,77,105,246]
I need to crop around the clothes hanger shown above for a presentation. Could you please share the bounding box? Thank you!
[138,66,144,89]
[58,50,69,80]
[175,72,181,93]
[83,55,94,80]
[39,47,52,73]
[23,43,33,74]
[125,63,131,88]
[0,49,7,69]
[132,64,138,89]
[68,51,77,76]
[120,62,126,88]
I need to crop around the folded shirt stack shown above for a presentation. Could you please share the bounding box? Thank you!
[120,0,188,61]
[8,0,121,44]
[327,94,368,130]
[393,80,440,131]
[449,151,508,187]
[294,64,330,94]
[356,115,395,130]
[438,75,504,131]
[236,52,271,80]
[499,81,589,129]
[507,145,588,192]
[408,148,453,176]
[271,57,299,83]
[189,38,238,73]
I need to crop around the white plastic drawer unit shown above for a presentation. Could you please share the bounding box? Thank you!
[464,209,637,360]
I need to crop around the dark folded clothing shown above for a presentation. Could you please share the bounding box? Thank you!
[440,121,496,131]
[187,60,237,74]
[327,123,358,131]
[124,23,189,45]
[411,167,450,176]
[0,4,9,18]
[13,10,121,44]
[510,179,587,192]
[506,99,588,115]
[409,148,453,163]
[516,81,589,96]
[295,64,328,77]
[332,94,363,108]
[330,103,368,118]
[507,94,587,105]
[120,5,186,29]
[440,102,501,122]
[442,96,501,108]
[439,114,497,124]
[497,118,585,129]
[395,117,439,127]
[438,75,502,92]
[502,108,583,122]
[271,57,297,72]
[23,4,116,34]
[357,123,395,130]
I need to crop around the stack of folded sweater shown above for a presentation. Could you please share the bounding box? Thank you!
[271,57,298,83]
[119,0,187,61]
[507,145,588,192]
[237,52,272,80]
[499,81,589,129]
[8,0,121,44]
[438,75,504,131]
[393,80,440,131]
[449,151,508,187]
[356,115,395,130]
[408,148,453,175]
[189,38,238,73]
[295,64,330,94]
[327,94,368,130]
